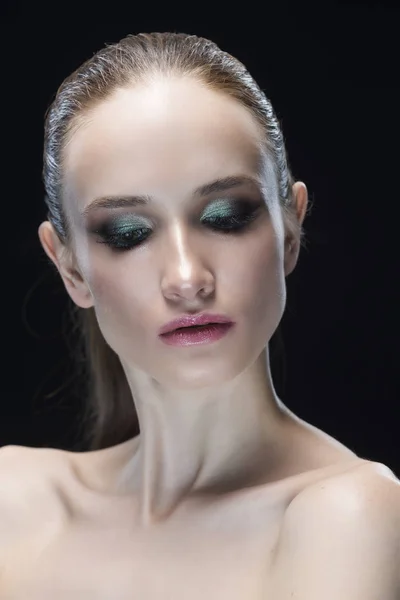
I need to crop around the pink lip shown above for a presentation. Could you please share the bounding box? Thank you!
[159,313,234,336]
[159,322,234,347]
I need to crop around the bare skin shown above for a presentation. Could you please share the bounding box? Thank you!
[1,440,398,599]
[38,76,314,524]
[3,77,398,598]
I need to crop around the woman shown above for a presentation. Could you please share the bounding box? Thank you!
[2,32,399,599]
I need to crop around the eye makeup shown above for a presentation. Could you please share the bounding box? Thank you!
[89,197,265,252]
[199,198,261,230]
[90,214,153,251]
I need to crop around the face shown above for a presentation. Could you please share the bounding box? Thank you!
[47,77,300,389]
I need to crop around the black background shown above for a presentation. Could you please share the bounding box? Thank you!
[2,3,399,475]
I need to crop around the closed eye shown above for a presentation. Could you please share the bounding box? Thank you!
[93,198,264,251]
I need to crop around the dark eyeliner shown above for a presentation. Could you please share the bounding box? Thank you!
[92,215,153,251]
[200,198,261,232]
[91,198,262,251]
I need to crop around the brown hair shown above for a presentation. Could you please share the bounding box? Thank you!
[42,32,310,451]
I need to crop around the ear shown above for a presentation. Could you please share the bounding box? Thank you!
[284,181,309,277]
[291,181,308,228]
[38,221,94,309]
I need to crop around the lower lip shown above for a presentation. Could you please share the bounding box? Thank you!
[159,323,234,346]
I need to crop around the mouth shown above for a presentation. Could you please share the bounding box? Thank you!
[158,313,234,336]
[159,321,234,346]
[173,323,214,332]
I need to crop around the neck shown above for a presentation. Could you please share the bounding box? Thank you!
[105,346,293,526]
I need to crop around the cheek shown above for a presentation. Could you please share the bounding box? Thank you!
[83,256,156,344]
[226,231,284,312]
[237,235,286,350]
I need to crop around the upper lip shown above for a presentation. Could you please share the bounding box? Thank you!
[159,313,234,335]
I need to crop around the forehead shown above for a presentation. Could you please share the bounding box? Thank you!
[63,77,273,212]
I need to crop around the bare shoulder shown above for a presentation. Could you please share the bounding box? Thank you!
[0,443,66,493]
[0,445,70,553]
[288,459,400,516]
[282,459,400,537]
[273,460,400,599]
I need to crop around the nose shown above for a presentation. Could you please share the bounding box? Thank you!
[160,226,215,304]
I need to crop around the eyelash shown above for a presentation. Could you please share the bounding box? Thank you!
[95,205,260,252]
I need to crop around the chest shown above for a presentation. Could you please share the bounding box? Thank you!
[3,508,283,600]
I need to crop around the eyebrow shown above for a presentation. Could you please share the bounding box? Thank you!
[80,175,262,217]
